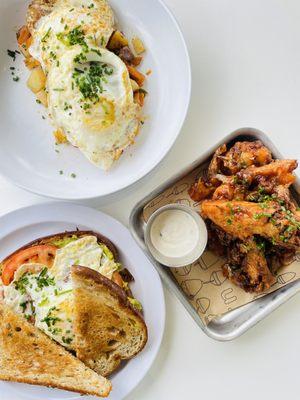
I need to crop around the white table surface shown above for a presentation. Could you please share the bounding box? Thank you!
[1,0,300,399]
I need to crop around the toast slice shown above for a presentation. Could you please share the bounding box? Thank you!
[0,303,111,397]
[72,266,148,376]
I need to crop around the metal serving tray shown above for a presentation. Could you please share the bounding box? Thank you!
[129,128,300,341]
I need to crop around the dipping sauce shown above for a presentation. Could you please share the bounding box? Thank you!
[150,209,200,258]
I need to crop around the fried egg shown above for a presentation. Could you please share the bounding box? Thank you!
[28,0,142,169]
[47,47,140,169]
[29,0,115,70]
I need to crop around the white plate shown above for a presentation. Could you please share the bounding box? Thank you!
[0,0,191,200]
[0,202,165,400]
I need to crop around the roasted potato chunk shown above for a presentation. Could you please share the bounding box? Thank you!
[27,66,46,93]
[107,30,128,50]
[53,129,68,144]
[132,37,145,54]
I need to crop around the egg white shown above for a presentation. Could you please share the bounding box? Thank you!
[28,0,142,169]
[47,47,140,169]
[29,0,114,70]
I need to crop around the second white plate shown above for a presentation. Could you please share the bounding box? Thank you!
[0,202,165,400]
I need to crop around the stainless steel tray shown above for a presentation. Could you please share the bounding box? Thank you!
[129,128,300,341]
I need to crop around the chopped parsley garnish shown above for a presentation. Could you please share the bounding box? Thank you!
[279,234,289,243]
[14,275,30,294]
[41,28,52,43]
[38,297,50,307]
[74,52,88,63]
[254,237,266,251]
[50,51,57,60]
[13,76,20,82]
[35,268,55,289]
[253,212,273,220]
[36,99,41,104]
[20,301,28,312]
[59,170,63,175]
[63,102,72,111]
[57,26,88,50]
[53,88,65,91]
[72,61,113,103]
[41,307,61,327]
[62,336,73,344]
[51,327,63,335]
[7,49,19,61]
[54,288,73,296]
[91,48,101,57]
[71,173,76,178]
[88,3,95,8]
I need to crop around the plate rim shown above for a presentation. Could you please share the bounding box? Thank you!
[0,0,191,201]
[0,201,166,400]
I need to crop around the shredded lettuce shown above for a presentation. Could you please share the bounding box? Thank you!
[128,297,143,311]
[50,235,78,248]
[100,244,114,260]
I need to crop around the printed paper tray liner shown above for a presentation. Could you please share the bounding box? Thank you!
[142,163,300,326]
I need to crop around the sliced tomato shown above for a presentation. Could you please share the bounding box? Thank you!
[17,25,31,46]
[2,245,57,286]
[112,271,124,287]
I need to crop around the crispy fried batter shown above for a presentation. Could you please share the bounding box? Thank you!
[189,140,299,293]
[202,200,300,247]
[237,159,297,187]
[208,144,227,178]
[223,240,275,293]
[189,179,217,202]
[222,140,273,174]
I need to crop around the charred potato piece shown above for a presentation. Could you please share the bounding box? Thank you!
[107,30,128,51]
[27,66,46,93]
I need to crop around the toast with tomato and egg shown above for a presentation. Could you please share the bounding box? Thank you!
[0,303,111,397]
[0,231,147,379]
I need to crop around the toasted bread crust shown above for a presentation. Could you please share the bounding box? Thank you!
[72,265,145,320]
[0,304,111,397]
[1,230,119,266]
[72,266,148,376]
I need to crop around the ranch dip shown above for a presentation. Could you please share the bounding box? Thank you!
[150,209,200,258]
